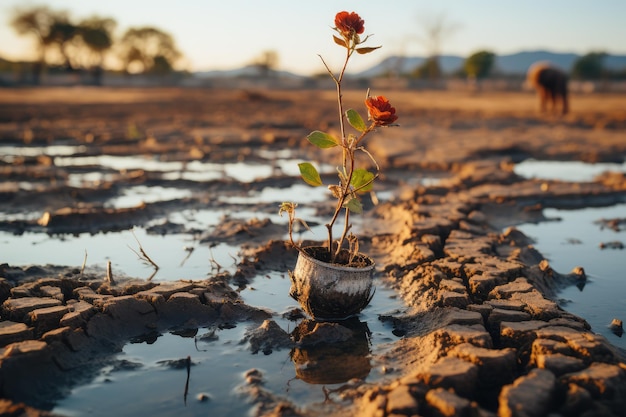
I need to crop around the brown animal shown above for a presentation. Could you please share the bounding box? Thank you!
[527,62,569,115]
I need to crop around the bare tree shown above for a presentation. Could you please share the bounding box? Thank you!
[385,35,411,78]
[413,11,461,79]
[254,50,279,77]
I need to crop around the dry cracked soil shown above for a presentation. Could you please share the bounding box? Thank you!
[0,86,626,417]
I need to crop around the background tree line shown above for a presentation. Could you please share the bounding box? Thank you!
[5,6,623,86]
[406,50,626,82]
[393,12,625,82]
[7,5,183,84]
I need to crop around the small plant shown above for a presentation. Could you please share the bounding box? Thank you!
[280,11,398,265]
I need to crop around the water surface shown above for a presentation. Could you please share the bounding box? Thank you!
[52,273,405,416]
[516,204,626,351]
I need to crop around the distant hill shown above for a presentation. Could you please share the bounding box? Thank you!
[357,55,464,78]
[190,50,626,80]
[495,50,579,73]
[355,50,626,77]
[195,65,304,79]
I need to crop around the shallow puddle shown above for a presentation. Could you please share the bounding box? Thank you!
[219,184,328,205]
[51,273,404,416]
[5,147,625,414]
[107,186,194,209]
[516,203,626,350]
[0,144,89,159]
[0,144,328,186]
[0,226,242,280]
[513,159,626,349]
[514,159,626,182]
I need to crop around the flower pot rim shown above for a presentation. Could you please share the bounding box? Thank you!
[299,246,375,272]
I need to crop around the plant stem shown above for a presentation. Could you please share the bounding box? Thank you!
[334,144,357,258]
[323,38,381,263]
[325,45,353,261]
[336,47,351,146]
[335,203,351,259]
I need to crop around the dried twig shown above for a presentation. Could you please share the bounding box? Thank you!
[228,252,240,267]
[208,247,222,274]
[105,260,115,285]
[180,245,195,267]
[80,250,87,275]
[183,355,191,405]
[146,269,158,282]
[128,229,160,271]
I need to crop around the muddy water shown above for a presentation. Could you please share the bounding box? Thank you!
[0,142,330,280]
[51,274,405,416]
[0,226,241,279]
[514,160,626,350]
[514,159,626,182]
[3,137,625,415]
[1,143,408,415]
[517,203,626,350]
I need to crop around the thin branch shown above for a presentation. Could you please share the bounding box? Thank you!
[180,245,195,267]
[146,269,158,282]
[357,145,380,171]
[208,247,222,274]
[129,229,160,271]
[317,55,338,83]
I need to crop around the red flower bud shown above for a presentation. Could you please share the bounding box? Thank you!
[365,95,398,126]
[335,11,365,39]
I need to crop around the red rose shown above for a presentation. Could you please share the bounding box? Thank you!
[365,96,398,126]
[335,11,365,38]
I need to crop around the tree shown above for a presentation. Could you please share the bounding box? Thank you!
[150,55,174,75]
[10,6,55,60]
[77,17,116,68]
[464,50,495,79]
[254,50,279,77]
[411,56,441,79]
[9,6,63,82]
[10,7,115,72]
[45,18,79,69]
[413,11,461,79]
[571,52,606,80]
[118,27,181,74]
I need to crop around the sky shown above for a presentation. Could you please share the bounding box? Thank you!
[2,0,626,75]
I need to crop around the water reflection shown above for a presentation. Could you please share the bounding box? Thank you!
[0,145,88,159]
[516,203,626,350]
[290,318,371,385]
[514,159,626,182]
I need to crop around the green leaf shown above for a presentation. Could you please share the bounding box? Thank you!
[356,46,382,55]
[298,162,323,187]
[307,131,339,149]
[346,109,366,132]
[332,35,347,48]
[344,197,363,214]
[351,169,375,193]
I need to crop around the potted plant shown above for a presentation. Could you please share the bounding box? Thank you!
[280,11,398,320]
